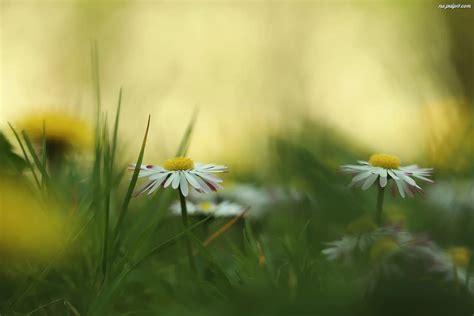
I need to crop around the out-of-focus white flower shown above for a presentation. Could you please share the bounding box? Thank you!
[326,223,474,294]
[324,226,431,266]
[214,201,245,217]
[428,180,474,211]
[130,157,227,197]
[170,200,244,218]
[341,153,433,198]
[424,245,474,294]
[183,183,302,219]
[221,184,303,218]
[322,236,358,264]
[322,218,384,264]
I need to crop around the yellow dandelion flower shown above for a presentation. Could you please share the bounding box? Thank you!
[18,111,94,154]
[0,178,67,260]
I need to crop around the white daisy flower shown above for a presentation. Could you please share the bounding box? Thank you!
[322,236,358,263]
[218,184,304,219]
[170,201,200,216]
[129,157,227,197]
[322,226,428,266]
[341,153,433,198]
[214,201,244,217]
[170,200,244,218]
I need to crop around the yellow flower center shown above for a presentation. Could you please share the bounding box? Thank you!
[346,217,377,235]
[447,247,470,268]
[370,238,400,261]
[163,157,194,171]
[198,201,214,212]
[386,209,407,226]
[368,153,401,169]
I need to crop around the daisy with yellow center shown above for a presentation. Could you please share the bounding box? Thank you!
[341,154,433,224]
[130,156,227,272]
[341,153,433,198]
[130,157,227,197]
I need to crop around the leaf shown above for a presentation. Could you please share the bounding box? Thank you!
[111,115,151,255]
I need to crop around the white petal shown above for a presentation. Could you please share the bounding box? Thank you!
[379,175,388,187]
[196,175,220,192]
[207,180,223,191]
[351,171,372,183]
[193,175,212,193]
[135,180,156,196]
[172,172,181,189]
[164,173,175,188]
[387,169,399,180]
[192,171,223,183]
[341,165,372,173]
[402,165,418,170]
[396,171,418,187]
[184,172,202,190]
[362,174,378,190]
[149,171,170,180]
[394,179,406,198]
[147,173,169,194]
[194,163,227,173]
[179,173,189,197]
[413,174,434,183]
[129,164,165,178]
[147,180,161,195]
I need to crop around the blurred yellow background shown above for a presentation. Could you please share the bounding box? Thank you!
[0,1,469,168]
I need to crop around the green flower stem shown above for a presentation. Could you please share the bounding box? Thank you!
[179,191,198,273]
[453,265,459,288]
[465,263,471,287]
[375,185,385,225]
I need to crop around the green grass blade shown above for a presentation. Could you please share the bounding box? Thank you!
[21,130,49,186]
[88,218,208,316]
[175,108,198,156]
[188,232,232,285]
[8,122,41,188]
[101,116,111,280]
[111,115,151,254]
[6,199,101,310]
[117,111,198,264]
[91,41,101,125]
[110,87,122,170]
[90,41,103,190]
[41,120,46,189]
